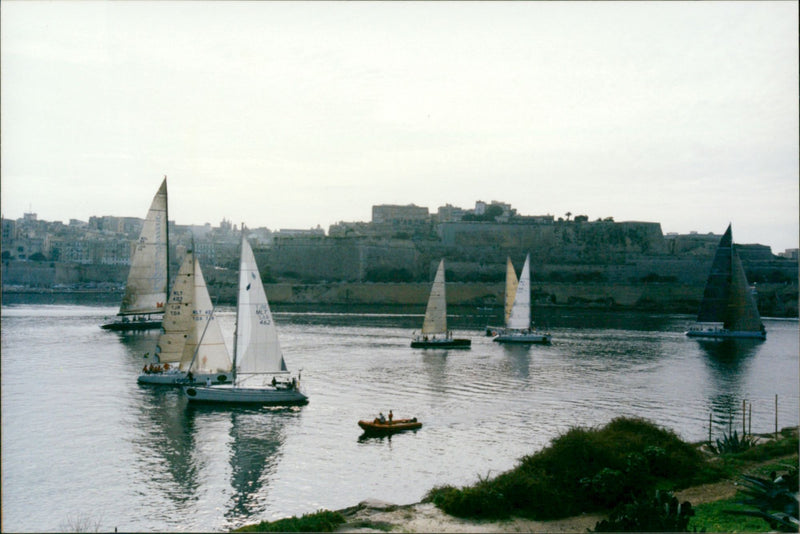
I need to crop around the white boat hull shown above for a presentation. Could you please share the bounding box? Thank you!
[183,384,308,405]
[493,331,551,344]
[686,328,766,340]
[137,370,230,386]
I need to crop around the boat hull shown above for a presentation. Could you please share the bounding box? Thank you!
[411,338,471,349]
[183,384,309,405]
[358,419,422,435]
[493,332,551,344]
[102,319,162,331]
[686,329,766,340]
[137,371,230,386]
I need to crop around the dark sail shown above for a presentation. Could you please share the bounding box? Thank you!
[696,225,733,323]
[695,224,763,333]
[727,246,763,332]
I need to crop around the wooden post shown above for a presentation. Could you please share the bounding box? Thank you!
[729,408,732,436]
[742,399,746,436]
[708,412,712,445]
[748,402,752,436]
[775,394,778,438]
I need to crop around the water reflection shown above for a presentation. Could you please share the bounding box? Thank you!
[357,429,421,444]
[116,330,159,356]
[134,388,201,506]
[695,339,762,435]
[221,407,293,522]
[502,344,531,379]
[421,352,448,395]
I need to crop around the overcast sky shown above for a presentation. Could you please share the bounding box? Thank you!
[2,1,798,252]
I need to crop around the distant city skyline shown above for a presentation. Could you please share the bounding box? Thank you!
[2,2,797,253]
[4,201,795,255]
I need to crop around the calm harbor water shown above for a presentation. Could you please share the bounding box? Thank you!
[2,299,798,532]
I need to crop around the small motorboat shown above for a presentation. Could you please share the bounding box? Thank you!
[358,417,422,435]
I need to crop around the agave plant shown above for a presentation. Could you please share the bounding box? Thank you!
[725,466,799,532]
[709,430,757,455]
[593,490,695,532]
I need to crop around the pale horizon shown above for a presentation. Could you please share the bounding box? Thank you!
[2,1,798,253]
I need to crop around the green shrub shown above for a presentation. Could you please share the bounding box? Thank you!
[427,417,708,521]
[234,509,345,532]
[425,478,511,519]
[734,437,799,461]
[492,468,570,518]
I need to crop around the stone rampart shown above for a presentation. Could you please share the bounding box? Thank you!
[2,261,127,287]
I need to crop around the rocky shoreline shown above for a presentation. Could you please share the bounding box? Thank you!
[8,279,796,318]
[236,428,798,533]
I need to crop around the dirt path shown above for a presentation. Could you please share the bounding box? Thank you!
[337,499,603,533]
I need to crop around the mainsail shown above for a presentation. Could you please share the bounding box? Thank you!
[234,235,286,380]
[504,257,519,324]
[155,251,230,372]
[180,256,231,374]
[155,253,196,364]
[421,260,447,336]
[506,254,531,330]
[119,178,169,316]
[728,247,763,332]
[695,224,763,332]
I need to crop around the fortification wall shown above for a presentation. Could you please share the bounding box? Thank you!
[2,261,127,287]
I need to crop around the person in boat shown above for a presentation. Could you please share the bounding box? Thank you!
[206,377,212,387]
[291,377,297,390]
[378,412,386,424]
[272,376,277,387]
[142,364,148,373]
[187,371,193,382]
[388,410,393,425]
[163,362,170,371]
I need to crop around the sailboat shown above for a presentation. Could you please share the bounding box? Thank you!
[102,177,169,331]
[493,254,551,344]
[486,257,519,336]
[686,224,766,339]
[184,232,308,405]
[138,251,232,385]
[411,259,471,349]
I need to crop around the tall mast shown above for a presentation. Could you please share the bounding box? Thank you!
[231,226,245,386]
[164,175,170,293]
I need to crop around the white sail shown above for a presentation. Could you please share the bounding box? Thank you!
[155,253,196,364]
[180,257,231,373]
[119,178,169,316]
[421,260,447,336]
[235,236,286,378]
[506,254,531,330]
[504,257,519,323]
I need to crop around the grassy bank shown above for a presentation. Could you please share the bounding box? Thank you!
[423,418,797,532]
[425,417,716,520]
[235,419,798,532]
